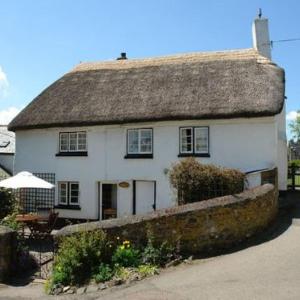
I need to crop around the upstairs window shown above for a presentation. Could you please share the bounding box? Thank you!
[126,128,153,158]
[59,131,87,152]
[179,127,209,157]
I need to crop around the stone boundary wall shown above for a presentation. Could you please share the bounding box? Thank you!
[55,184,278,254]
[0,226,16,282]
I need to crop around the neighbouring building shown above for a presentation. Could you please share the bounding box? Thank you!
[8,15,287,220]
[0,126,15,179]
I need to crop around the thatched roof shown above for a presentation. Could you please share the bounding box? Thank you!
[9,48,285,131]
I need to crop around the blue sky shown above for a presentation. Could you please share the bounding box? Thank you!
[0,0,299,138]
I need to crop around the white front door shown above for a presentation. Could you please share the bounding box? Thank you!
[135,181,155,215]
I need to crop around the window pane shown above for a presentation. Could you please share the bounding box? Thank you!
[128,130,139,153]
[60,133,69,151]
[70,183,79,204]
[195,127,208,153]
[69,133,77,151]
[59,183,67,204]
[140,129,152,153]
[181,128,193,153]
[78,132,87,151]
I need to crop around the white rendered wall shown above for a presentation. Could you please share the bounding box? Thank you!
[14,117,280,219]
[275,104,288,190]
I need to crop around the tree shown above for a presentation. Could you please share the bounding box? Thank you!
[289,110,300,141]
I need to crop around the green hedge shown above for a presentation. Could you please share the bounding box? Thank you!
[169,157,245,204]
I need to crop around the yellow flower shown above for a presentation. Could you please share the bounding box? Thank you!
[120,245,125,250]
[123,240,130,245]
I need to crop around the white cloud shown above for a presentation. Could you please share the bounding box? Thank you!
[286,111,299,121]
[0,107,21,125]
[0,66,9,99]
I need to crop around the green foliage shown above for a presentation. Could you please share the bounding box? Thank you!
[142,231,175,266]
[138,265,159,278]
[93,263,113,283]
[0,212,21,231]
[47,231,180,292]
[289,110,300,141]
[114,266,132,281]
[169,157,245,204]
[112,240,141,268]
[52,230,108,286]
[289,159,300,167]
[0,189,17,220]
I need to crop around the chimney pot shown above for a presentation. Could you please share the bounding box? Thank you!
[117,52,127,60]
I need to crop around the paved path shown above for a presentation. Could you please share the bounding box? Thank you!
[1,202,300,300]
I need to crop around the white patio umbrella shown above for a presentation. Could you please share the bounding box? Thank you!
[0,171,54,189]
[0,171,54,213]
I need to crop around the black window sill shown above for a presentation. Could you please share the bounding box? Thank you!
[56,151,88,157]
[178,153,210,158]
[124,154,153,159]
[54,205,81,210]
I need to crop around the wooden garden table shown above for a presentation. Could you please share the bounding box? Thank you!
[16,214,43,236]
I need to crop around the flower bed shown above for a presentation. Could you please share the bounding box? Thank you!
[46,230,180,295]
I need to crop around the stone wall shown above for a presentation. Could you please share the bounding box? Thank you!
[55,184,278,254]
[0,226,16,282]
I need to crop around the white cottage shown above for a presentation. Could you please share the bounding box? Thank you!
[9,16,287,220]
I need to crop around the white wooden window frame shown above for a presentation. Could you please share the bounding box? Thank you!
[127,128,153,155]
[194,127,209,154]
[58,181,80,206]
[180,127,193,154]
[58,182,68,205]
[180,126,209,155]
[59,131,87,152]
[69,182,80,205]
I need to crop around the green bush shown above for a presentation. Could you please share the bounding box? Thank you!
[289,160,300,167]
[169,157,245,204]
[142,231,175,266]
[93,263,113,283]
[0,189,16,220]
[112,240,141,268]
[52,230,109,286]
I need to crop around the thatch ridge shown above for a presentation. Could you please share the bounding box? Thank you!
[8,49,285,131]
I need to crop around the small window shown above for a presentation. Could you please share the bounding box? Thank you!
[59,133,69,152]
[70,183,79,204]
[58,182,80,206]
[127,129,153,155]
[59,132,87,152]
[179,127,209,156]
[58,182,68,204]
[194,127,209,153]
[180,127,193,154]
